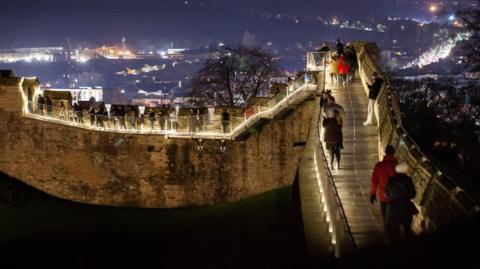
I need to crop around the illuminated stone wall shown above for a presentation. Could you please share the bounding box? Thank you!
[0,77,314,208]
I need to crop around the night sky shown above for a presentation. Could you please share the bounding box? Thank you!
[0,0,475,47]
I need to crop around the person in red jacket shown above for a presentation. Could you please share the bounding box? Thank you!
[337,54,350,85]
[370,145,398,221]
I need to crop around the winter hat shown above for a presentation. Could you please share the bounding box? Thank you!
[395,162,409,174]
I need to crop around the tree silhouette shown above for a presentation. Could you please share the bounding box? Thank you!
[190,46,279,107]
[456,1,480,71]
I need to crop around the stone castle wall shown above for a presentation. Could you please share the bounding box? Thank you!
[0,77,314,208]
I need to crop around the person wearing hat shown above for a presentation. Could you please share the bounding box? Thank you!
[385,162,418,242]
[363,72,384,126]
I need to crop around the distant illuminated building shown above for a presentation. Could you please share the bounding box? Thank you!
[0,47,64,63]
[44,87,104,103]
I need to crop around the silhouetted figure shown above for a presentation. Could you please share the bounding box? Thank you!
[149,109,156,130]
[97,102,107,127]
[169,109,177,131]
[59,101,66,120]
[37,94,45,115]
[323,96,345,119]
[110,106,116,128]
[158,110,166,130]
[127,108,136,129]
[117,106,127,129]
[364,72,384,126]
[345,44,358,81]
[370,145,398,221]
[336,38,344,55]
[385,163,418,243]
[323,109,343,169]
[45,96,53,117]
[221,109,230,133]
[320,90,333,108]
[89,106,96,126]
[318,42,331,52]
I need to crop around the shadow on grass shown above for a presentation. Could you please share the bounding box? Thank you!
[0,173,317,268]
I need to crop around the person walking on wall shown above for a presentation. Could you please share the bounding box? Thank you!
[328,55,339,84]
[336,38,344,55]
[45,96,53,117]
[59,101,66,120]
[149,108,156,130]
[370,145,398,222]
[385,162,418,243]
[323,109,343,170]
[363,72,384,126]
[221,109,230,134]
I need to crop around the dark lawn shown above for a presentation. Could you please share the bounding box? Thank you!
[0,173,317,268]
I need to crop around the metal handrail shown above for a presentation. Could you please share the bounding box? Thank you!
[316,103,358,254]
[23,80,317,140]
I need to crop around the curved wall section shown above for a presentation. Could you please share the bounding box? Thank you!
[0,77,314,208]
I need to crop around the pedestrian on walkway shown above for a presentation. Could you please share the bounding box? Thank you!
[370,145,398,221]
[336,38,344,55]
[345,44,358,82]
[323,96,345,119]
[36,94,45,115]
[385,162,418,242]
[149,108,156,130]
[337,54,350,85]
[221,109,230,133]
[363,72,384,126]
[45,96,53,117]
[328,55,339,84]
[317,42,331,52]
[323,109,343,170]
[59,101,66,120]
[320,90,333,108]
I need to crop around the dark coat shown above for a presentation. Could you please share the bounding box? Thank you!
[322,118,343,143]
[368,77,384,100]
[385,173,418,225]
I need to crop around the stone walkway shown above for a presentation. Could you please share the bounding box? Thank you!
[325,75,386,248]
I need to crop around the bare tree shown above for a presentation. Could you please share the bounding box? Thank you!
[456,1,480,71]
[190,46,279,107]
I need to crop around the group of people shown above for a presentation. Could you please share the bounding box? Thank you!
[320,62,415,242]
[33,93,233,134]
[370,145,418,243]
[320,70,384,169]
[35,94,54,117]
[317,39,358,85]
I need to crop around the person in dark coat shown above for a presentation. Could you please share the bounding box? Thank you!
[221,109,230,134]
[385,162,418,243]
[317,42,331,52]
[345,45,358,81]
[37,94,45,115]
[149,108,156,130]
[323,109,343,170]
[336,38,344,55]
[45,96,53,117]
[363,72,384,126]
[320,90,333,108]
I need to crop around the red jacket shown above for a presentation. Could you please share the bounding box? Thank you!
[370,155,397,202]
[337,56,350,75]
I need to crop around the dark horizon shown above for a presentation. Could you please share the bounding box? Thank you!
[0,0,474,48]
